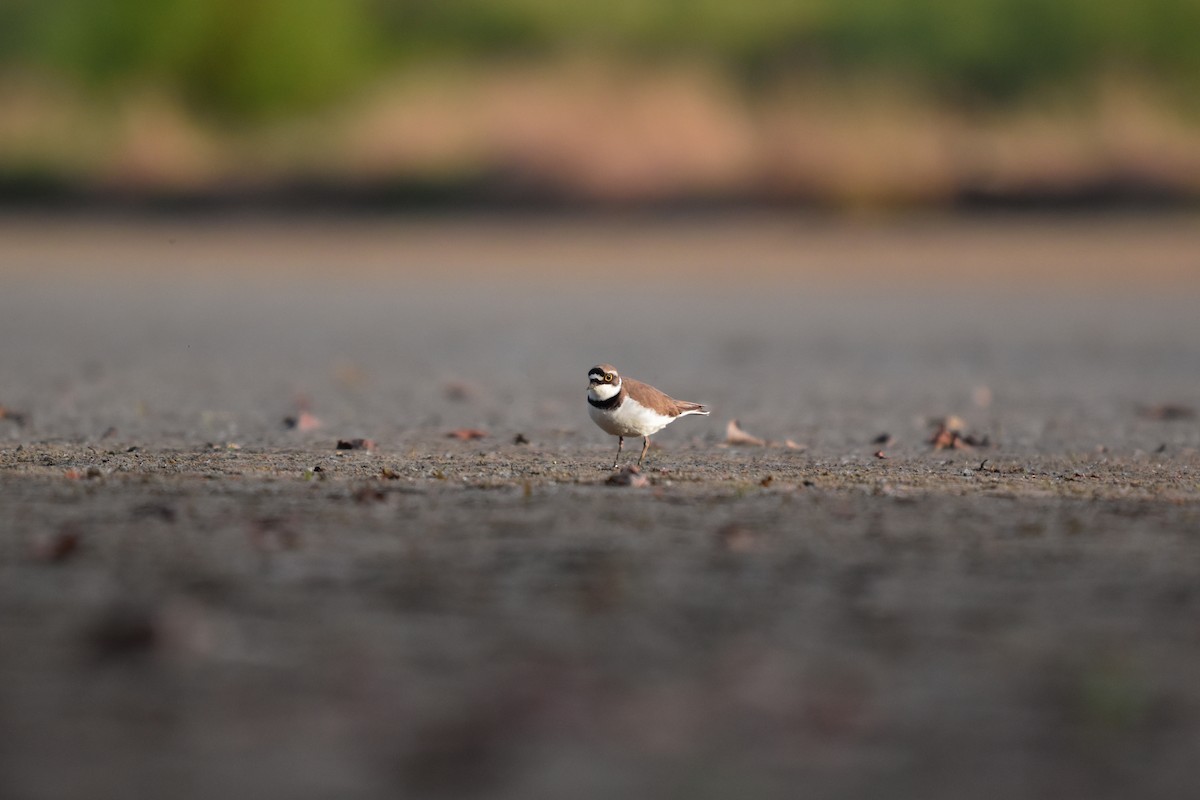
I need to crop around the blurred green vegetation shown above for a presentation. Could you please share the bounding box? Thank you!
[0,0,375,118]
[2,0,1199,120]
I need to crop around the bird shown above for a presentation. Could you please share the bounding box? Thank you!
[587,363,709,470]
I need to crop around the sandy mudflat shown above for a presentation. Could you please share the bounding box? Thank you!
[1,213,1198,799]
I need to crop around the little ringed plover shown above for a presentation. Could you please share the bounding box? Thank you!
[587,363,709,470]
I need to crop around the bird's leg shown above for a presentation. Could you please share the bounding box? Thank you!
[638,436,650,467]
[611,436,623,470]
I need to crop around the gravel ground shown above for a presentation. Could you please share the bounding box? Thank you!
[1,214,1198,799]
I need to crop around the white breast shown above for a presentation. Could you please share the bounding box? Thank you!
[588,382,620,401]
[589,395,676,437]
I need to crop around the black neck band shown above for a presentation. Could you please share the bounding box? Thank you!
[588,391,622,410]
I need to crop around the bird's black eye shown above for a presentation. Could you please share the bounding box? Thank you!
[605,373,614,382]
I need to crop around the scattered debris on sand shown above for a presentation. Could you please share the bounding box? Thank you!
[1137,404,1196,421]
[64,466,104,480]
[0,405,28,426]
[443,380,477,402]
[929,416,990,450]
[283,394,322,431]
[333,361,369,389]
[448,428,488,441]
[353,485,387,504]
[284,411,322,431]
[716,523,758,553]
[32,524,83,564]
[337,438,376,451]
[248,517,301,552]
[85,603,160,661]
[723,419,805,450]
[131,503,177,522]
[606,465,649,487]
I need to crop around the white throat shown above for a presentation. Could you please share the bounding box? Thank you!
[588,379,621,401]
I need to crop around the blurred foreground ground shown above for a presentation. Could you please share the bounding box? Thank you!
[1,213,1199,799]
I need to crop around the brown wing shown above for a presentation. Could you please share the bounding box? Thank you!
[623,377,706,417]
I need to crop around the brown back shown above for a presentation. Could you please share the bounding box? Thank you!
[623,377,705,417]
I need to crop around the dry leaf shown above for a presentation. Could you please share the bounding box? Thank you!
[939,415,967,432]
[929,417,990,450]
[725,419,766,447]
[930,423,965,450]
[284,411,322,431]
[448,428,488,440]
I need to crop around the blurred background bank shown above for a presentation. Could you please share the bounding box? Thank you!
[2,0,1199,212]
